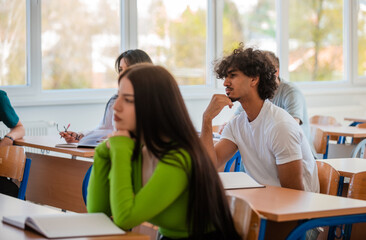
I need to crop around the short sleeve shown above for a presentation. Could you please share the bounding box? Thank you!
[271,121,303,165]
[221,119,237,144]
[0,91,19,128]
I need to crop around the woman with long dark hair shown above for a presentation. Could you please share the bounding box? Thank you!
[87,64,241,240]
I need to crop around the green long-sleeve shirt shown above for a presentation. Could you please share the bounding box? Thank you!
[87,136,191,238]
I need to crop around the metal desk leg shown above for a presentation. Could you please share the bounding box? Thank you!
[258,219,267,240]
[323,136,330,159]
[286,214,366,240]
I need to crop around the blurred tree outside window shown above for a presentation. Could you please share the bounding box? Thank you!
[41,0,120,90]
[0,0,26,87]
[358,0,366,76]
[222,0,276,55]
[137,0,207,86]
[289,0,343,82]
[0,0,363,92]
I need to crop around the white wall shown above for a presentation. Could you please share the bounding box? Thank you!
[10,87,366,136]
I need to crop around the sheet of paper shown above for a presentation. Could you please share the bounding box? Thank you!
[219,172,264,189]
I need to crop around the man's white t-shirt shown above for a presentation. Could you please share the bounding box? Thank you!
[221,100,319,192]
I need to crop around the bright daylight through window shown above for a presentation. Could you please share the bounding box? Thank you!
[0,0,26,87]
[0,0,364,94]
[41,0,120,90]
[137,0,207,86]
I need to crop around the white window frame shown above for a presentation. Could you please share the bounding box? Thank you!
[2,0,366,107]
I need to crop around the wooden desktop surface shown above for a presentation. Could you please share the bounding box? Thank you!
[344,117,366,123]
[314,125,366,138]
[0,194,149,240]
[227,185,366,222]
[318,158,366,178]
[14,136,94,158]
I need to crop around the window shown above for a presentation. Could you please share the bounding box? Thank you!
[41,0,120,90]
[1,1,365,103]
[288,0,344,82]
[137,0,207,86]
[0,0,26,86]
[358,1,366,77]
[222,0,276,54]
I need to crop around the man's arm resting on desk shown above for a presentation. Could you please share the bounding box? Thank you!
[277,160,305,190]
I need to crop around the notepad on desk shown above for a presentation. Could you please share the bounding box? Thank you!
[77,129,112,148]
[2,212,125,238]
[219,172,264,189]
[55,143,78,148]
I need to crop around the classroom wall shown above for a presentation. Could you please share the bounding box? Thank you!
[9,88,366,136]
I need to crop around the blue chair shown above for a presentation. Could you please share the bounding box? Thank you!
[224,151,242,172]
[82,165,92,205]
[0,146,31,200]
[18,158,31,200]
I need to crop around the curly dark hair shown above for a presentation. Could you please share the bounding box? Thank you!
[214,43,277,100]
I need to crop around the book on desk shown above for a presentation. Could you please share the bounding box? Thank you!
[219,172,264,189]
[2,212,125,238]
[55,129,112,148]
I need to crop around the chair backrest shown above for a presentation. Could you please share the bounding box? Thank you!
[227,195,264,240]
[310,125,328,154]
[0,146,26,181]
[82,165,92,205]
[316,161,340,196]
[347,171,366,200]
[309,115,339,126]
[224,151,242,172]
[0,146,31,200]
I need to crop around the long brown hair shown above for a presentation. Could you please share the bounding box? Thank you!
[118,64,240,239]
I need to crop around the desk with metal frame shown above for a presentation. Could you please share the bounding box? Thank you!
[313,125,366,159]
[316,158,366,197]
[0,193,149,240]
[227,185,366,240]
[344,117,366,126]
[14,136,94,213]
[317,158,366,239]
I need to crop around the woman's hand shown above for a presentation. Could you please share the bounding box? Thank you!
[59,131,82,143]
[106,130,131,149]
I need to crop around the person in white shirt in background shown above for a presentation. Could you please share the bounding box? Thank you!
[200,44,319,193]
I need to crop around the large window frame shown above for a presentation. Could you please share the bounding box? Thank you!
[2,0,366,106]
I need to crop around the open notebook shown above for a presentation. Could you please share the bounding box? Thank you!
[219,172,265,189]
[2,212,125,238]
[55,129,112,148]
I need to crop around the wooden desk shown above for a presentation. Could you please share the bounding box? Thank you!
[344,117,366,125]
[0,193,149,240]
[15,136,94,158]
[316,125,366,138]
[227,185,366,239]
[318,158,366,178]
[313,125,366,158]
[14,136,95,213]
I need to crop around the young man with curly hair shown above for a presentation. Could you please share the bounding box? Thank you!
[200,45,319,192]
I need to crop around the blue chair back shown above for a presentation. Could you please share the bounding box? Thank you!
[18,158,31,200]
[224,151,242,172]
[82,165,93,205]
